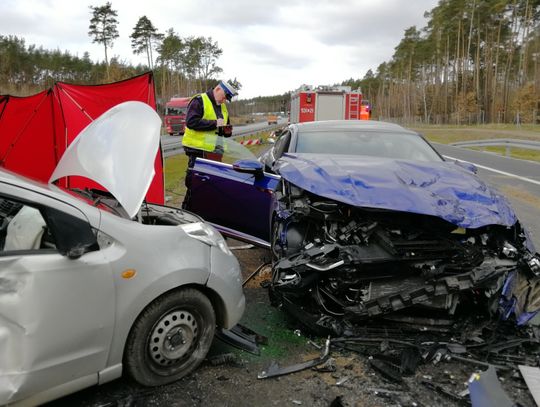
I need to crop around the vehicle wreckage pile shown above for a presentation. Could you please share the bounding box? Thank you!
[269,185,540,337]
[256,187,540,404]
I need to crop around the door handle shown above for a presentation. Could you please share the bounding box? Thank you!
[194,173,210,181]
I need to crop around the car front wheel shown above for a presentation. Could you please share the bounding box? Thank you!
[124,288,216,386]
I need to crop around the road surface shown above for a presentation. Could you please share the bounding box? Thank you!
[434,142,540,249]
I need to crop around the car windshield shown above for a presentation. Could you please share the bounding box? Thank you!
[295,130,443,162]
[165,107,187,115]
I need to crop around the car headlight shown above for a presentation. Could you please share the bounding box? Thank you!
[182,222,233,256]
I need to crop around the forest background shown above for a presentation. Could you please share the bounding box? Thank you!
[1,0,540,125]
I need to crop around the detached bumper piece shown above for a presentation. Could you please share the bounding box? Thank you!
[215,324,267,355]
[258,338,330,379]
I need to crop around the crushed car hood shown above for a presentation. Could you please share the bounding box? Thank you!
[49,101,161,218]
[276,153,517,229]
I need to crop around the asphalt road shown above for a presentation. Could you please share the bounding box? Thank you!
[433,142,540,249]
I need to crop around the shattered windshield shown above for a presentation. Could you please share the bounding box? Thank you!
[295,130,443,162]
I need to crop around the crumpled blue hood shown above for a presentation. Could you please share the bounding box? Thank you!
[276,153,517,229]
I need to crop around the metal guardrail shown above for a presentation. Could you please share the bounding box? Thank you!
[234,122,283,136]
[162,141,183,157]
[450,138,540,157]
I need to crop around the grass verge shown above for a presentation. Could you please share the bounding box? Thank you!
[409,124,540,162]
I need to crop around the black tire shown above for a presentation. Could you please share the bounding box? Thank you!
[124,288,215,386]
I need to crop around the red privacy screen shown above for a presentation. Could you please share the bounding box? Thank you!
[0,72,164,204]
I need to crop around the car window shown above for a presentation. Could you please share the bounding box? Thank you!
[295,130,442,162]
[0,198,56,253]
[165,107,187,115]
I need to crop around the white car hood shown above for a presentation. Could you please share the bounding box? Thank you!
[49,101,161,218]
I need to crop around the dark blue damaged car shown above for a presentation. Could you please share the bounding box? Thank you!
[184,120,540,335]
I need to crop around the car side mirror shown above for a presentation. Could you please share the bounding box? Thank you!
[232,159,264,179]
[65,243,95,259]
[42,207,99,259]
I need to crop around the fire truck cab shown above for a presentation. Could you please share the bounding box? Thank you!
[289,85,364,124]
[164,97,190,136]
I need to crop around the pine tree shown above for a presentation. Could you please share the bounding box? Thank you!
[88,2,119,80]
[130,16,163,70]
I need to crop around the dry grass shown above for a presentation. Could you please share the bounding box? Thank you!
[163,154,188,207]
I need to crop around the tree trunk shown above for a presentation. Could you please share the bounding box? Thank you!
[104,42,109,81]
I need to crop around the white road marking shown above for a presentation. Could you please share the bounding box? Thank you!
[444,155,540,186]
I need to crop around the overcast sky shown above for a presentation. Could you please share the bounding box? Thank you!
[1,0,439,99]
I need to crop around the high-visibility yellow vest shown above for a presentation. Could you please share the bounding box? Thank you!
[182,93,229,152]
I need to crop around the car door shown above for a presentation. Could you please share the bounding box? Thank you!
[0,188,115,404]
[185,158,280,246]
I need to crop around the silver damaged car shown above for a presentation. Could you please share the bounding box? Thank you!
[0,102,245,406]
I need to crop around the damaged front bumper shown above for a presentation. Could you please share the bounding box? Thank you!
[269,187,540,335]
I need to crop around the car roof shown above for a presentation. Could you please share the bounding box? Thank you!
[0,166,92,209]
[290,120,419,135]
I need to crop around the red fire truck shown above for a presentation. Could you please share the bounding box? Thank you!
[289,85,365,123]
[163,97,190,136]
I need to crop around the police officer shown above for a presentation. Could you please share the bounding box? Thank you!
[182,80,238,209]
[182,80,238,168]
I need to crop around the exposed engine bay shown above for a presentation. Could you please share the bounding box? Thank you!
[72,189,203,226]
[270,182,540,335]
[139,201,203,226]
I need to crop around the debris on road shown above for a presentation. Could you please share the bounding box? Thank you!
[468,366,516,407]
[258,338,330,379]
[215,323,267,355]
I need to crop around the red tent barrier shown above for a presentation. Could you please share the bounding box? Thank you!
[0,72,164,204]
